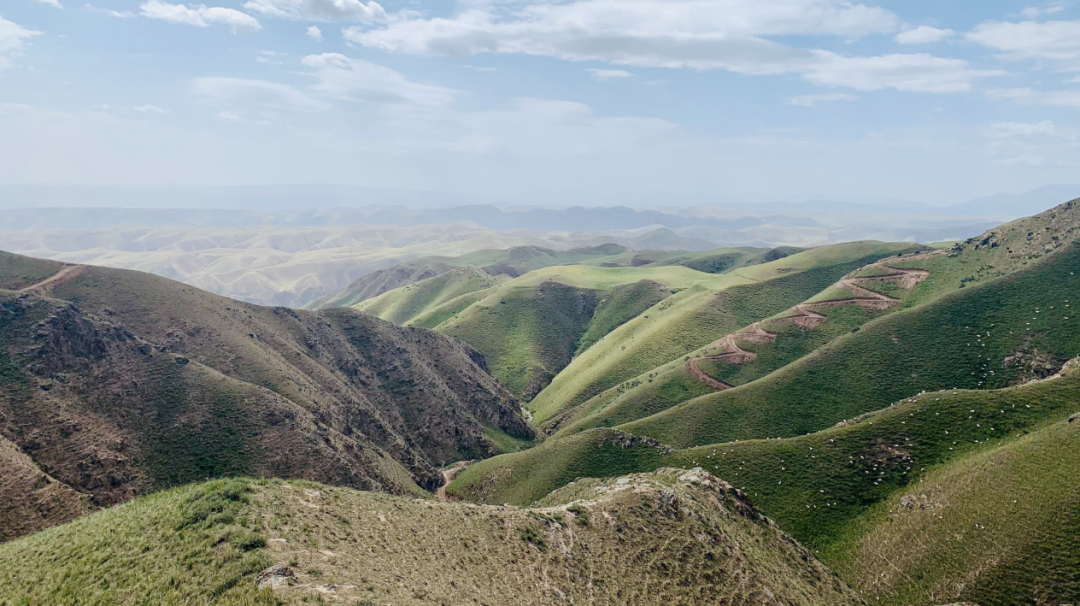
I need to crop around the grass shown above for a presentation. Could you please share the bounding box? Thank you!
[0,473,862,606]
[428,264,713,399]
[451,363,1080,606]
[0,478,276,606]
[354,266,508,325]
[831,415,1080,606]
[623,238,1080,448]
[530,242,919,426]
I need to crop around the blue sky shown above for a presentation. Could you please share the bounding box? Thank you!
[1,0,1079,205]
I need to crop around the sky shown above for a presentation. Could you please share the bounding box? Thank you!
[1,0,1079,205]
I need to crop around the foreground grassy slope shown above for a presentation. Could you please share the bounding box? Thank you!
[625,236,1080,448]
[530,241,920,427]
[452,365,1080,604]
[833,412,1080,606]
[0,251,533,540]
[0,471,861,606]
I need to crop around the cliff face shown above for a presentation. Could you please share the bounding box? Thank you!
[0,251,532,541]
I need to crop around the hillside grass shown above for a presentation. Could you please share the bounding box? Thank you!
[0,473,862,606]
[530,242,919,426]
[831,414,1080,606]
[0,478,276,606]
[623,239,1080,448]
[354,266,508,325]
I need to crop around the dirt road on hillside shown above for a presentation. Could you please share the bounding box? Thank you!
[436,462,470,502]
[18,264,90,296]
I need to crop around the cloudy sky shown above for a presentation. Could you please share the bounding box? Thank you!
[2,0,1079,204]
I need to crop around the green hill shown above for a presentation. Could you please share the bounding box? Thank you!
[451,363,1080,604]
[624,230,1080,449]
[530,241,921,428]
[0,471,861,606]
[431,265,711,398]
[310,244,639,310]
[0,251,532,541]
[355,266,509,325]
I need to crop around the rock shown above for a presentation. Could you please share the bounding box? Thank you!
[1070,412,1079,423]
[255,564,296,590]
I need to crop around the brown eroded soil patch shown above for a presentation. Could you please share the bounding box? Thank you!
[685,255,938,392]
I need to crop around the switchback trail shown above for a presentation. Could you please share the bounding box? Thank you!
[686,255,939,392]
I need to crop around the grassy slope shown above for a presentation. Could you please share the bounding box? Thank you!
[430,265,713,399]
[452,366,1080,604]
[315,244,636,310]
[0,472,861,606]
[624,237,1080,448]
[531,241,919,428]
[354,266,508,325]
[833,413,1080,606]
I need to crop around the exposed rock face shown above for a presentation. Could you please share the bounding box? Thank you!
[0,251,533,541]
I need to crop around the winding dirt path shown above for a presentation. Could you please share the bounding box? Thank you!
[436,462,470,502]
[18,264,89,296]
[685,255,939,392]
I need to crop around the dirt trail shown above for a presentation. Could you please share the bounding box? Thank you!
[436,462,470,502]
[18,264,89,296]
[685,255,939,392]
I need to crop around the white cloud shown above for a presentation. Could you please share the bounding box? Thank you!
[348,0,897,69]
[256,50,284,64]
[0,15,40,70]
[987,87,1080,108]
[300,53,458,106]
[242,0,385,22]
[787,92,856,106]
[193,77,328,110]
[895,25,954,44]
[968,19,1080,67]
[306,25,323,41]
[86,4,136,17]
[343,0,997,94]
[983,120,1078,167]
[215,111,244,122]
[132,104,170,113]
[140,0,262,33]
[802,52,1003,93]
[35,0,64,8]
[587,68,633,81]
[1019,2,1068,19]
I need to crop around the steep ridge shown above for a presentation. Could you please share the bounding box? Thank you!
[0,470,863,606]
[0,251,532,541]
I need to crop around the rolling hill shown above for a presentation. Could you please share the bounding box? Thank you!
[0,470,862,606]
[0,251,532,542]
[444,198,1080,605]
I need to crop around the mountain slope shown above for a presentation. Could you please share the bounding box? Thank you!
[308,244,636,310]
[530,241,920,428]
[0,471,862,606]
[625,217,1080,448]
[451,362,1080,604]
[355,266,509,325]
[0,251,532,541]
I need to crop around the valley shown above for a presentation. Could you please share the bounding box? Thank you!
[1,198,1078,605]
